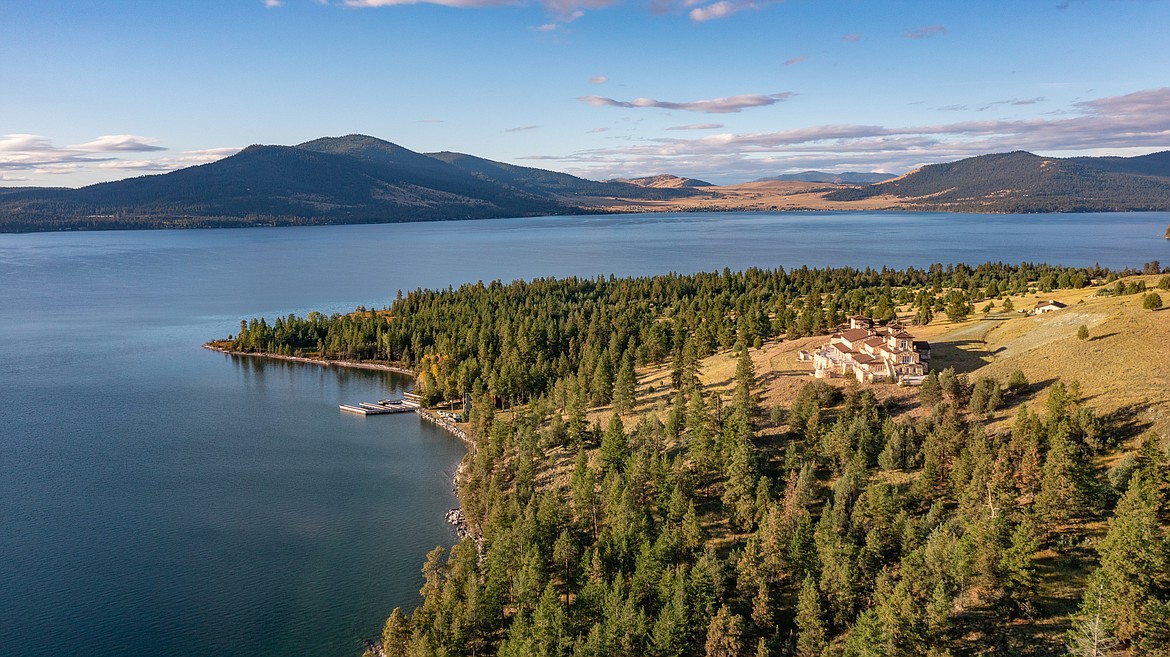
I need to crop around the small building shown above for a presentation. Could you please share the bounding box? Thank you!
[812,317,929,384]
[1032,300,1067,315]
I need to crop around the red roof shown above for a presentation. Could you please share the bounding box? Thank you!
[839,328,870,342]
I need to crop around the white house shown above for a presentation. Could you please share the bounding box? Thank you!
[1032,300,1067,315]
[812,316,930,384]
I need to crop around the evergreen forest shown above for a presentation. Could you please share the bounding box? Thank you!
[217,261,1170,656]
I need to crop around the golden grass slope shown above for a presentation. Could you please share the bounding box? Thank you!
[588,180,908,213]
[572,276,1168,444]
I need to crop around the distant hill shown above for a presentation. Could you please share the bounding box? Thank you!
[426,152,695,201]
[825,150,1170,212]
[756,171,895,184]
[0,135,700,232]
[607,174,714,189]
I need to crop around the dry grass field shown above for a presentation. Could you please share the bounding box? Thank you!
[586,180,909,213]
[638,275,1170,442]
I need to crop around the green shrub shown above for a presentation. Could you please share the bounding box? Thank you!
[1143,292,1163,310]
[1006,369,1029,395]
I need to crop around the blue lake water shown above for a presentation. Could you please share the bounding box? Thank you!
[1,211,1167,656]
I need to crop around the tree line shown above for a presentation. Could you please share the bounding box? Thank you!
[226,261,1125,408]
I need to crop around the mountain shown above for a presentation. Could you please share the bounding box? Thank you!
[755,171,895,184]
[7,140,1170,232]
[825,150,1170,212]
[0,135,700,232]
[607,174,714,189]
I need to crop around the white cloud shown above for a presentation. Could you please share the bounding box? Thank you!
[549,87,1170,182]
[689,1,737,21]
[667,123,724,130]
[0,134,241,180]
[590,75,608,84]
[93,147,243,172]
[70,135,166,152]
[505,124,541,132]
[903,25,947,39]
[344,0,518,7]
[347,0,620,26]
[684,0,792,22]
[580,91,792,113]
[263,0,285,7]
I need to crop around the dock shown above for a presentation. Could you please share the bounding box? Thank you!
[339,398,420,416]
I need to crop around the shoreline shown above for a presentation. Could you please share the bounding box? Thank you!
[10,208,1170,235]
[204,343,475,538]
[203,344,417,376]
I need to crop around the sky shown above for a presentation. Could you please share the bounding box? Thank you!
[2,0,1169,187]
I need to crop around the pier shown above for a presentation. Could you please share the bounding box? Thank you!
[339,398,419,416]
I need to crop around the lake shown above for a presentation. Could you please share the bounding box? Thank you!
[1,211,1167,656]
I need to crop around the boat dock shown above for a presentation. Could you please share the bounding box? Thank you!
[339,398,420,416]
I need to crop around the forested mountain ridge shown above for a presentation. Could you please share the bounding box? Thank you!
[0,135,702,232]
[826,150,1170,212]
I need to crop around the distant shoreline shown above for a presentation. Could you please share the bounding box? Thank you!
[7,206,1170,235]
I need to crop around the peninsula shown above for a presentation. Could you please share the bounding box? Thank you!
[215,261,1170,657]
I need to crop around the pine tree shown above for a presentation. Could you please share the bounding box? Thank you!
[722,439,757,532]
[613,352,638,415]
[794,574,827,657]
[1067,592,1119,657]
[919,371,943,407]
[531,583,567,656]
[601,413,629,472]
[672,334,700,393]
[571,450,599,539]
[567,376,588,444]
[687,392,718,492]
[651,566,691,657]
[552,530,579,606]
[999,516,1039,617]
[705,605,746,657]
[592,350,614,405]
[1080,472,1168,644]
[380,607,411,656]
[945,290,970,322]
[1036,427,1098,526]
[732,342,758,422]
